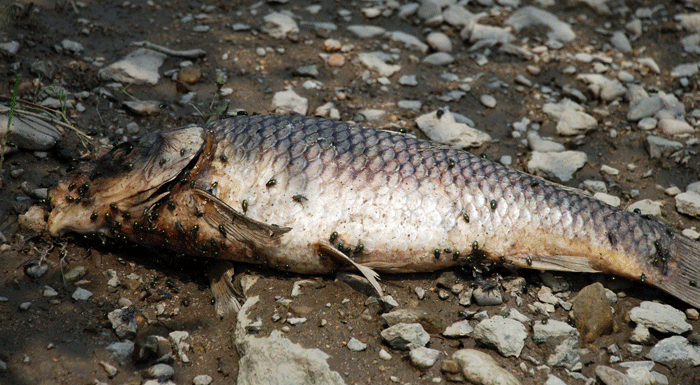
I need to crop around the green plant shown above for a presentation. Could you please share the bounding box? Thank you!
[0,74,21,187]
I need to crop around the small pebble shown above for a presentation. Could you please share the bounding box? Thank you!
[480,94,497,108]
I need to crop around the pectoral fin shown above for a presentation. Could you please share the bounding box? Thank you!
[193,188,291,250]
[316,241,384,298]
[208,260,241,318]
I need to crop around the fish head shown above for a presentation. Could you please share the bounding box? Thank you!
[48,125,207,237]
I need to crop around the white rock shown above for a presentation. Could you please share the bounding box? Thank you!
[506,6,575,44]
[106,341,135,358]
[72,287,92,301]
[628,96,664,121]
[453,349,520,385]
[99,361,118,378]
[416,109,491,148]
[422,52,455,66]
[600,165,619,176]
[472,316,528,358]
[98,48,167,85]
[670,63,699,78]
[638,117,658,131]
[532,320,580,369]
[398,100,422,110]
[347,25,386,38]
[527,131,565,152]
[527,151,587,182]
[443,5,481,28]
[676,192,700,216]
[645,135,683,159]
[646,335,700,367]
[556,109,597,135]
[61,39,84,53]
[169,331,191,363]
[637,57,661,74]
[610,31,633,53]
[426,32,452,52]
[359,109,385,121]
[379,349,392,360]
[594,192,620,207]
[143,364,174,380]
[679,13,700,32]
[381,323,430,350]
[357,51,401,77]
[43,286,58,297]
[480,94,497,108]
[387,31,428,53]
[626,199,663,217]
[262,12,299,38]
[410,347,441,369]
[658,119,694,135]
[193,375,213,385]
[443,320,474,337]
[465,24,514,45]
[0,41,20,56]
[347,337,367,352]
[271,87,308,115]
[629,301,692,334]
[542,98,583,120]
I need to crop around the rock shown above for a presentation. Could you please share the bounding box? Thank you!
[537,286,559,305]
[123,100,161,116]
[426,32,452,52]
[347,337,367,352]
[629,324,652,344]
[629,301,692,334]
[271,87,308,116]
[399,74,418,86]
[417,0,440,20]
[675,192,700,216]
[293,65,319,78]
[0,40,20,56]
[387,31,428,53]
[443,5,481,28]
[610,32,633,53]
[106,340,135,359]
[556,109,597,136]
[64,266,87,282]
[472,316,527,358]
[43,286,58,297]
[61,39,84,53]
[670,63,699,78]
[637,58,660,74]
[322,39,342,52]
[262,12,299,38]
[533,320,581,369]
[506,6,575,44]
[347,25,386,38]
[542,98,583,120]
[0,108,63,150]
[573,282,615,343]
[381,308,439,333]
[422,52,455,66]
[72,287,92,301]
[595,366,642,385]
[645,136,683,159]
[357,51,401,77]
[178,67,202,84]
[108,307,139,339]
[381,323,430,350]
[646,335,700,367]
[453,349,521,385]
[527,132,565,152]
[443,320,474,337]
[359,109,385,121]
[658,119,694,136]
[416,109,491,148]
[527,151,587,182]
[410,347,441,369]
[544,374,568,385]
[627,199,663,217]
[98,48,167,85]
[480,94,497,108]
[472,286,503,306]
[133,335,163,363]
[99,361,118,378]
[327,53,345,67]
[143,364,175,380]
[397,100,422,111]
[169,331,191,363]
[379,349,392,361]
[594,192,620,207]
[628,97,664,121]
[17,206,47,232]
[193,374,213,385]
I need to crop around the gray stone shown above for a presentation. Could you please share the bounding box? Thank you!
[398,100,422,110]
[506,6,575,44]
[271,87,308,116]
[388,31,428,53]
[473,316,527,358]
[426,32,452,52]
[99,361,118,378]
[670,63,699,78]
[410,347,441,369]
[443,320,474,337]
[169,331,190,363]
[418,0,441,20]
[72,287,92,301]
[658,119,694,135]
[347,25,385,38]
[638,117,657,131]
[527,132,565,152]
[399,74,418,86]
[193,374,213,385]
[422,52,455,66]
[357,52,401,77]
[533,320,580,369]
[98,48,167,85]
[31,60,54,79]
[676,192,700,216]
[646,335,700,367]
[556,108,597,135]
[627,199,663,217]
[381,323,430,350]
[359,109,385,121]
[61,39,84,53]
[381,308,439,333]
[628,97,664,121]
[645,136,683,159]
[630,301,691,334]
[543,98,583,120]
[108,307,139,339]
[595,366,642,385]
[453,349,521,385]
[143,364,174,380]
[262,12,299,38]
[443,5,481,28]
[610,32,633,53]
[527,151,587,182]
[416,109,491,148]
[595,192,620,207]
[347,337,367,352]
[293,65,318,78]
[473,286,503,306]
[0,40,20,56]
[480,94,497,108]
[545,374,568,385]
[0,108,63,150]
[106,340,135,359]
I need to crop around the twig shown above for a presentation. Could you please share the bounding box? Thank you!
[130,41,206,58]
[0,106,91,142]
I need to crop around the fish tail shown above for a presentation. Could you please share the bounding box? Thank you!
[656,235,700,309]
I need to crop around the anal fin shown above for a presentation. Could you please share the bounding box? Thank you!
[317,241,384,298]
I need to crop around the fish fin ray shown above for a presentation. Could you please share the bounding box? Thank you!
[317,241,384,297]
[528,255,600,273]
[656,235,700,309]
[193,188,291,248]
[208,260,241,318]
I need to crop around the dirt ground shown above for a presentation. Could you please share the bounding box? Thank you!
[1,0,700,384]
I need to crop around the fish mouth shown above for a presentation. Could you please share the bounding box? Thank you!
[48,125,207,237]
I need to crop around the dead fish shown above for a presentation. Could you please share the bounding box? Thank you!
[48,115,700,312]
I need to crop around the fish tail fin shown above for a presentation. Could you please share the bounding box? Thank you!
[657,235,700,309]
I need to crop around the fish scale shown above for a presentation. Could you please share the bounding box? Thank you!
[48,115,700,308]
